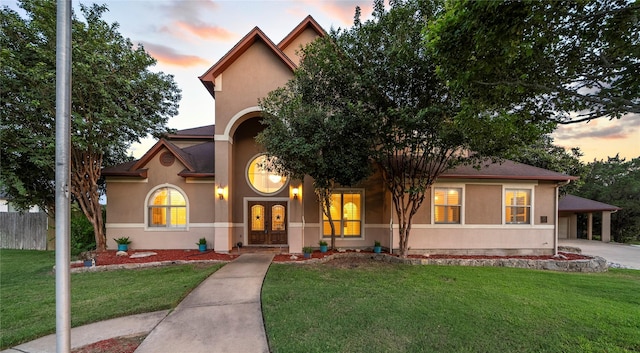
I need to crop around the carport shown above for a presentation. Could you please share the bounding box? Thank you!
[558,195,621,242]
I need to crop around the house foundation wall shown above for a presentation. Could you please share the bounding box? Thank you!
[105,225,214,250]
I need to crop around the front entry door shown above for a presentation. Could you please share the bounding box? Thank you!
[248,201,287,245]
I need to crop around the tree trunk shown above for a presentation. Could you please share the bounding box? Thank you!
[316,187,336,250]
[70,149,107,251]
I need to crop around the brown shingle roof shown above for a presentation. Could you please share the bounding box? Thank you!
[440,160,578,181]
[167,125,214,139]
[102,139,214,178]
[559,195,621,212]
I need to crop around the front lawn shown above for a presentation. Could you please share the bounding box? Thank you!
[262,261,640,353]
[0,249,223,349]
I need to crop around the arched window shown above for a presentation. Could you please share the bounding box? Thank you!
[147,186,187,228]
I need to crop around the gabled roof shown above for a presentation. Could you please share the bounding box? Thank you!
[278,15,326,51]
[199,27,297,97]
[440,160,578,182]
[559,195,621,212]
[102,139,215,178]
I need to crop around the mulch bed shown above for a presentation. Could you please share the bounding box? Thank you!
[71,334,145,353]
[72,249,590,268]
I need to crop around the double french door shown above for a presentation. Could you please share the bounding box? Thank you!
[248,201,287,245]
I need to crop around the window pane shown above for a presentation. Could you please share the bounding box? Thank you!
[251,205,265,231]
[272,205,285,231]
[148,187,187,228]
[150,207,166,226]
[343,221,361,236]
[169,190,186,206]
[323,221,340,236]
[434,188,461,224]
[152,189,168,205]
[170,206,186,227]
[506,189,531,224]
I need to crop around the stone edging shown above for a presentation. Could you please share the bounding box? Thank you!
[69,259,229,273]
[284,252,609,272]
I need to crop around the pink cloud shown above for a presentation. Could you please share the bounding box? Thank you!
[174,21,235,40]
[320,1,374,26]
[140,42,209,67]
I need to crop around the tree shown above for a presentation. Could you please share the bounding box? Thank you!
[426,0,639,124]
[503,135,588,195]
[258,35,373,250]
[260,0,550,257]
[577,156,640,243]
[1,0,181,251]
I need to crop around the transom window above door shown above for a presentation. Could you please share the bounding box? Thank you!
[247,154,288,195]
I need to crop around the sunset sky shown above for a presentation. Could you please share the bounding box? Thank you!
[7,0,639,162]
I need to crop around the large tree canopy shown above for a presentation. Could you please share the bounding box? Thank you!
[258,37,373,249]
[259,0,551,257]
[503,135,588,196]
[0,0,181,251]
[427,0,639,124]
[577,156,640,243]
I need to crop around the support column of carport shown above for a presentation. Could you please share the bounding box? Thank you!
[214,137,233,253]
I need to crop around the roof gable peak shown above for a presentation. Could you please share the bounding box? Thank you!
[199,26,297,97]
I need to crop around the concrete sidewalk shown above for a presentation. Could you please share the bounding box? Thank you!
[559,239,640,270]
[1,310,169,353]
[1,253,274,353]
[134,253,274,353]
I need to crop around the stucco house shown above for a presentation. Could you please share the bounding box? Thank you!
[103,16,578,255]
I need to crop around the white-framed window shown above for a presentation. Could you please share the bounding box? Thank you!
[246,154,288,195]
[147,186,187,228]
[322,190,363,238]
[505,189,531,224]
[434,187,462,224]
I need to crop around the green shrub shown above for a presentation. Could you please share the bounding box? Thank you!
[70,213,95,256]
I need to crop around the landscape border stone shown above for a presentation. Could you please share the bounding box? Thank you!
[287,252,608,272]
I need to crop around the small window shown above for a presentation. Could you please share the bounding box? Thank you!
[323,191,363,238]
[505,189,531,224]
[148,187,187,228]
[434,188,461,224]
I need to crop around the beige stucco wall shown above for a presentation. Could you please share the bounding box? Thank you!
[281,27,321,65]
[465,184,502,224]
[105,146,215,250]
[214,41,294,134]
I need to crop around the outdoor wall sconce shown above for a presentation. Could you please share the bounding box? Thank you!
[217,186,224,200]
[292,187,299,200]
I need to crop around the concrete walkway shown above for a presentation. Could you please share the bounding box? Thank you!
[134,253,274,353]
[1,253,274,353]
[559,239,640,270]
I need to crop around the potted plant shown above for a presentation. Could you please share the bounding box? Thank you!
[79,251,95,267]
[373,240,382,254]
[318,240,328,253]
[114,237,131,252]
[196,238,207,252]
[302,246,313,259]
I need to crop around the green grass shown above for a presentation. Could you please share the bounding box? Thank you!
[262,263,640,353]
[0,249,223,349]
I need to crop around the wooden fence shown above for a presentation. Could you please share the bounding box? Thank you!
[0,212,48,250]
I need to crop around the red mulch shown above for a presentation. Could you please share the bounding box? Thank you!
[71,335,145,353]
[73,249,590,268]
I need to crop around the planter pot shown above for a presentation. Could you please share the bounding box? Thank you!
[83,259,93,267]
[320,245,328,253]
[117,244,128,252]
[198,244,207,252]
[303,252,312,259]
[374,246,382,254]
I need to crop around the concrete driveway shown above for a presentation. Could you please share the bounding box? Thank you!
[559,239,640,270]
